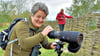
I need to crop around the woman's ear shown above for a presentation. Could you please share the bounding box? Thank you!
[31,13,34,18]
[31,13,33,20]
[31,13,33,16]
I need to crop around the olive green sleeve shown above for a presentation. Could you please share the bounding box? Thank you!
[40,37,52,49]
[15,21,44,49]
[38,25,52,49]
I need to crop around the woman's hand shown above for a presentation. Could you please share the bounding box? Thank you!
[50,42,57,49]
[41,25,53,37]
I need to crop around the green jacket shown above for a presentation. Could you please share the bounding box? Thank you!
[4,18,52,56]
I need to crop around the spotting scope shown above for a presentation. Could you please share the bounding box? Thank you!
[48,30,83,53]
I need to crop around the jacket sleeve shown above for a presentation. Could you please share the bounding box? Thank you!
[15,21,44,49]
[38,25,52,49]
[65,14,73,18]
[40,37,52,49]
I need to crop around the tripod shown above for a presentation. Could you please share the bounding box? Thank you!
[55,41,65,56]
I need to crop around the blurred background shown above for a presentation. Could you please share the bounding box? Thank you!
[0,0,100,56]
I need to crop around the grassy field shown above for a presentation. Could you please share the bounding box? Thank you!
[0,48,4,56]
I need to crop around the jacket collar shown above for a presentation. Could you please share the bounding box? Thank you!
[28,17,35,29]
[59,12,64,15]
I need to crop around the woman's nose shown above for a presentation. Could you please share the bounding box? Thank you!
[39,17,43,22]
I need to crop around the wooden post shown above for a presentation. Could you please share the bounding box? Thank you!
[96,17,100,28]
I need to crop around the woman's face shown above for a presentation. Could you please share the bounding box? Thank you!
[31,10,47,28]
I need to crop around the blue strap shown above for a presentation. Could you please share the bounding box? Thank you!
[24,18,28,24]
[10,44,13,56]
[8,25,14,40]
[8,39,18,45]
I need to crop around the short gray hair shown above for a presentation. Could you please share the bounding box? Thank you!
[31,2,49,15]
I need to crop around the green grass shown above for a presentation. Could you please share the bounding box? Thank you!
[89,26,96,31]
[40,48,57,56]
[0,48,4,56]
[0,15,11,23]
[0,26,8,32]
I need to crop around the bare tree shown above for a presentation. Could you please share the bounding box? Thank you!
[0,0,13,15]
[14,0,26,15]
[14,0,35,15]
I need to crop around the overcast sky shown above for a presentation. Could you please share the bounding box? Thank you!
[33,0,73,21]
[4,0,73,21]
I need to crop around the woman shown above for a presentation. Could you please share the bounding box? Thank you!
[4,2,56,56]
